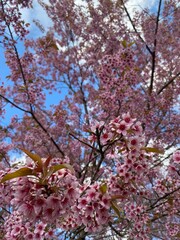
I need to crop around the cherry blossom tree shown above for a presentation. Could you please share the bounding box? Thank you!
[0,0,179,239]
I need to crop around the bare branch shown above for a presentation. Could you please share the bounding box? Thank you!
[157,72,180,94]
[0,94,30,113]
[149,0,162,94]
[121,0,153,55]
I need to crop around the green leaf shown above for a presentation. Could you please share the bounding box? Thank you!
[1,167,35,183]
[111,195,125,200]
[49,164,75,174]
[111,200,121,219]
[28,79,33,83]
[100,183,107,194]
[167,197,174,206]
[42,156,53,177]
[20,148,43,168]
[141,147,164,154]
[121,40,127,48]
[44,156,53,169]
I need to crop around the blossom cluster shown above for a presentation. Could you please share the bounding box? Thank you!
[0,113,179,239]
[10,168,80,223]
[4,211,55,240]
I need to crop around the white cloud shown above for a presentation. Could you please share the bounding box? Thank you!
[20,0,157,38]
[75,0,99,7]
[75,0,87,6]
[20,0,96,38]
[21,0,53,37]
[126,0,156,14]
[123,0,157,34]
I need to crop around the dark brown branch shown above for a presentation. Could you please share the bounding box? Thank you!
[0,94,30,113]
[109,223,125,238]
[69,132,98,151]
[1,1,65,157]
[91,128,105,182]
[157,72,180,94]
[80,146,98,183]
[147,186,180,211]
[80,80,90,126]
[149,0,162,94]
[30,111,65,157]
[121,0,153,55]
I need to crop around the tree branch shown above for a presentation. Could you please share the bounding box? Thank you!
[121,0,153,55]
[157,72,180,94]
[69,132,98,151]
[1,0,65,157]
[149,0,162,94]
[30,111,65,157]
[109,223,126,238]
[0,94,31,113]
[147,186,180,211]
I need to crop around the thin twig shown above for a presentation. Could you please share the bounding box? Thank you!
[149,0,162,94]
[157,72,180,94]
[121,0,153,55]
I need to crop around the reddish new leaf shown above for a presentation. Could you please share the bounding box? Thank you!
[20,148,43,169]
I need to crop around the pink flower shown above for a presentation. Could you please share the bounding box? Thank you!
[46,196,61,210]
[86,188,98,201]
[34,232,44,240]
[85,205,94,217]
[90,120,104,132]
[93,202,100,210]
[88,134,97,142]
[34,222,46,235]
[45,230,55,239]
[78,198,88,208]
[101,131,113,144]
[67,187,78,199]
[122,112,135,126]
[116,120,128,135]
[173,151,180,164]
[124,172,131,183]
[132,121,143,135]
[11,225,22,236]
[82,215,92,225]
[33,197,46,215]
[24,232,34,240]
[18,203,35,219]
[128,136,142,150]
[119,167,125,176]
[136,164,143,173]
[61,196,70,208]
[126,158,133,165]
[43,207,54,220]
[100,195,110,208]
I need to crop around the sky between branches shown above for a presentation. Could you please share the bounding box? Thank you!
[1,0,171,167]
[21,0,157,38]
[0,0,158,127]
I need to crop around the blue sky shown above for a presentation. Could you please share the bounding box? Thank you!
[0,0,165,154]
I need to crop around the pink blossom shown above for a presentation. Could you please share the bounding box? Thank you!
[78,198,88,208]
[173,151,180,164]
[116,120,129,135]
[24,231,34,239]
[122,112,136,126]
